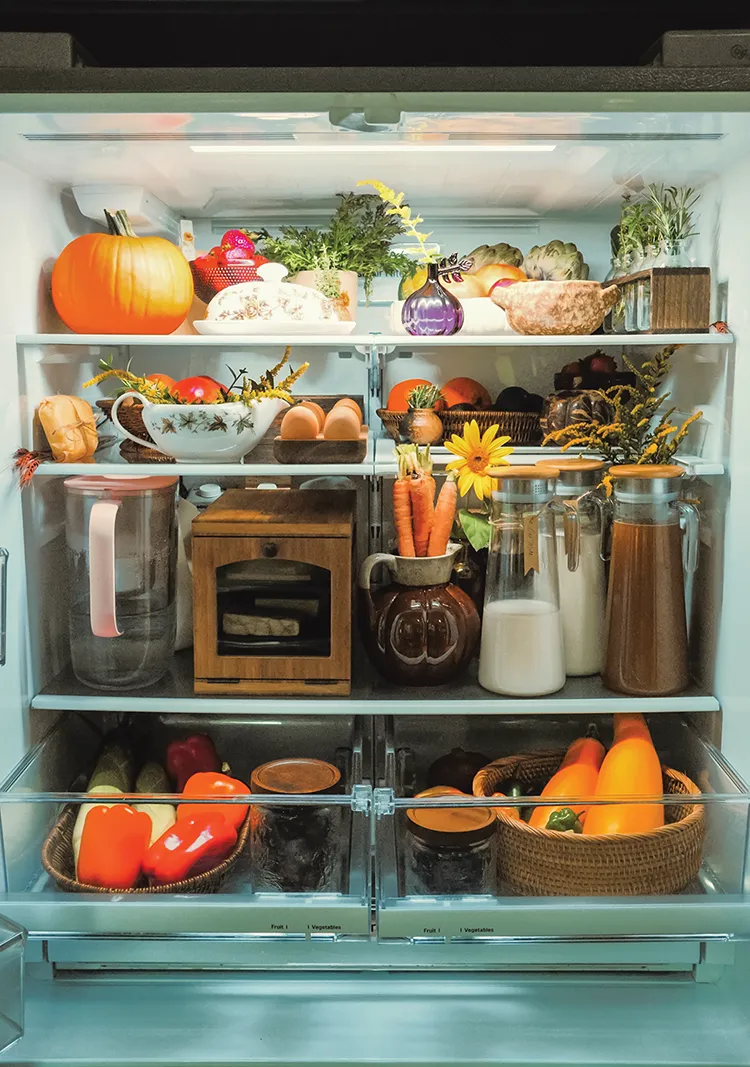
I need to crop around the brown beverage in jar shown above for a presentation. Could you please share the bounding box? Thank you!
[603,465,691,696]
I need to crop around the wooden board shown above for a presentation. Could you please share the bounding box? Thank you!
[272,427,368,465]
[193,489,356,537]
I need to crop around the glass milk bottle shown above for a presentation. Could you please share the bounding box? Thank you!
[543,459,608,677]
[603,465,699,696]
[478,466,565,697]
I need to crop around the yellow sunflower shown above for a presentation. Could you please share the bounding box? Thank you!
[444,420,514,500]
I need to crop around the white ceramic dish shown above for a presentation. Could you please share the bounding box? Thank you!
[194,320,358,336]
[110,394,288,463]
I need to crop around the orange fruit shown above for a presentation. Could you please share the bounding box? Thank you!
[387,378,438,412]
[441,377,492,411]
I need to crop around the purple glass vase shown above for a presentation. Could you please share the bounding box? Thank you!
[402,263,464,336]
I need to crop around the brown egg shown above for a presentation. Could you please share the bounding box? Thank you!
[299,400,326,432]
[332,397,363,425]
[323,407,361,441]
[280,406,320,440]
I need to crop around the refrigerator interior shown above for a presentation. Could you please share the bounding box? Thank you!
[1,93,750,1064]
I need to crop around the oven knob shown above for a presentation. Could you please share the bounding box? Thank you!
[262,542,278,558]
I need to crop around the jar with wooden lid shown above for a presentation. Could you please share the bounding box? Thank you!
[404,788,497,896]
[250,757,343,893]
[538,459,608,677]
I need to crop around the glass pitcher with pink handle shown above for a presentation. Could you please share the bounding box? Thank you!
[64,475,178,690]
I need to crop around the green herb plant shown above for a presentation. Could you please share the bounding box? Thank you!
[260,193,416,301]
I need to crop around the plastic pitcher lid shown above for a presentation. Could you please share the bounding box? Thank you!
[250,758,341,795]
[64,475,178,494]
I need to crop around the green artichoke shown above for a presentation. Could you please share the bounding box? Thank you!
[523,240,590,281]
[465,243,523,273]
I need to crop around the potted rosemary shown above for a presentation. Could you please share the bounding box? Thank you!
[260,192,415,319]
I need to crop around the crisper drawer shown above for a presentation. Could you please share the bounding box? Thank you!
[0,713,371,940]
[376,714,750,942]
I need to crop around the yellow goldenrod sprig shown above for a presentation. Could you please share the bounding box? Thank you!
[357,179,437,264]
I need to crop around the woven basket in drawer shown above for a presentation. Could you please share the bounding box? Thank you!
[473,752,705,897]
[377,408,541,446]
[41,806,250,895]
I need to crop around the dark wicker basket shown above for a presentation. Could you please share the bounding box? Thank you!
[41,806,251,894]
[377,408,541,446]
[473,752,705,897]
[97,398,151,442]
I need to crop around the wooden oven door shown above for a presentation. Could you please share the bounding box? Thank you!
[192,535,351,692]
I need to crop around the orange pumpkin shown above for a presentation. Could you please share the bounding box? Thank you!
[52,210,193,335]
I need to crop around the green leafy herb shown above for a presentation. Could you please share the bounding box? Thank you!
[458,509,491,553]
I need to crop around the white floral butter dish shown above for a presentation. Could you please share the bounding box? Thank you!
[194,262,356,335]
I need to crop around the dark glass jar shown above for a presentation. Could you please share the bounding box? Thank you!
[250,758,343,893]
[403,789,497,896]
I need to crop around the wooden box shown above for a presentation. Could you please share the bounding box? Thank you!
[192,490,355,696]
[613,267,711,333]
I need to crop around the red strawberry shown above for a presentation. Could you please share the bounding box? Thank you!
[222,229,255,252]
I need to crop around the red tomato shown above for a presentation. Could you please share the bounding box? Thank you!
[173,376,226,403]
[146,373,177,389]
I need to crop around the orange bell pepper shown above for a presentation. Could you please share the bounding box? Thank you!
[76,804,152,889]
[178,771,250,829]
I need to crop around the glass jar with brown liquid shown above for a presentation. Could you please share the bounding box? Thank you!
[603,465,699,696]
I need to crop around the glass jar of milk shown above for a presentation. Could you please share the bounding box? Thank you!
[478,466,565,697]
[542,459,608,677]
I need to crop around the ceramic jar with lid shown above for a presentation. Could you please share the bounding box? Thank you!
[404,788,497,896]
[250,757,343,893]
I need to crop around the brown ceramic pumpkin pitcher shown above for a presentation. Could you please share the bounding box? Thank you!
[358,544,480,686]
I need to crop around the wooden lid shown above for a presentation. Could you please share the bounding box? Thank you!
[250,758,341,795]
[539,459,606,473]
[406,787,495,846]
[487,465,560,479]
[193,489,355,536]
[608,464,685,479]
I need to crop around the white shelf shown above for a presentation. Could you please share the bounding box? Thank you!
[17,332,734,349]
[374,439,725,477]
[32,655,720,715]
[32,437,375,479]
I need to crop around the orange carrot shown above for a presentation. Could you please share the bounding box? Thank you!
[428,473,457,556]
[410,472,435,556]
[394,478,416,557]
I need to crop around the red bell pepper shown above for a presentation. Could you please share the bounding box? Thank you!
[143,816,238,886]
[166,734,220,791]
[77,804,152,890]
[178,771,250,829]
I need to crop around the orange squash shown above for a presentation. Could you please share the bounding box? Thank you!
[528,736,605,829]
[583,714,664,835]
[52,209,192,335]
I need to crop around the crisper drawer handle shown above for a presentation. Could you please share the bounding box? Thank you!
[89,499,123,638]
[0,548,8,667]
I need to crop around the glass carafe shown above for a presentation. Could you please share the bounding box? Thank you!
[64,475,178,690]
[543,459,607,677]
[479,466,564,697]
[603,465,699,696]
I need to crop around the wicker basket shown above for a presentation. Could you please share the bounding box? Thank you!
[97,398,151,443]
[41,806,251,894]
[377,408,541,446]
[473,752,705,897]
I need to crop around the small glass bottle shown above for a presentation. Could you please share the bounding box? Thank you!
[543,459,608,677]
[637,244,659,332]
[623,249,642,333]
[602,258,620,335]
[478,465,565,696]
[401,262,463,337]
